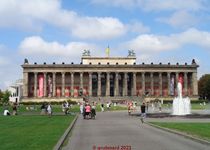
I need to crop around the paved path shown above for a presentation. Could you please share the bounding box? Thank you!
[63,111,209,150]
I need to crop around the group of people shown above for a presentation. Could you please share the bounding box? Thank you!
[3,102,18,116]
[40,103,52,116]
[80,102,96,119]
[127,101,146,123]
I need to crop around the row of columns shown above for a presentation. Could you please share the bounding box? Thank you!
[23,71,198,97]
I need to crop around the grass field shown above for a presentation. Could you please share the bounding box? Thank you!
[1,104,128,115]
[150,122,210,141]
[0,115,75,150]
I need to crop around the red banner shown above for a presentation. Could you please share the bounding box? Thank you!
[38,74,44,97]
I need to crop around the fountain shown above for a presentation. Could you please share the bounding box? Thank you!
[172,82,191,115]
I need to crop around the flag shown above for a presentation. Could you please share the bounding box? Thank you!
[105,45,110,57]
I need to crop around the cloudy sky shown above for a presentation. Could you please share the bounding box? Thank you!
[0,0,210,90]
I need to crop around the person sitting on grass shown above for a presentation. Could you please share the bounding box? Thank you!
[3,108,10,116]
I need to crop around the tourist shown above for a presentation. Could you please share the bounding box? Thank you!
[3,108,10,116]
[83,104,86,119]
[91,102,96,119]
[101,103,104,112]
[47,103,52,117]
[85,103,91,119]
[40,103,47,115]
[158,101,162,112]
[63,101,69,115]
[146,102,149,112]
[12,102,18,115]
[106,102,110,111]
[80,102,84,114]
[140,102,146,123]
[128,103,132,115]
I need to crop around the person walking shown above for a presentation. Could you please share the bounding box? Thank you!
[101,103,104,112]
[85,103,91,119]
[47,103,52,117]
[140,102,146,123]
[80,102,84,114]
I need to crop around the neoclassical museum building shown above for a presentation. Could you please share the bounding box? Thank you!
[22,51,199,102]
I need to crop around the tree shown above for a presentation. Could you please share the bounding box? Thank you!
[2,90,11,106]
[198,74,210,100]
[0,89,3,105]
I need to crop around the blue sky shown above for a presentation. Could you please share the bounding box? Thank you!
[0,0,210,90]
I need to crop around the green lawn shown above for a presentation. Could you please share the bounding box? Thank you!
[0,115,75,150]
[150,122,210,141]
[1,104,127,115]
[191,103,209,110]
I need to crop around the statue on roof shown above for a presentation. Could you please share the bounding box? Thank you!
[192,59,196,65]
[128,50,136,57]
[82,49,91,56]
[24,58,29,64]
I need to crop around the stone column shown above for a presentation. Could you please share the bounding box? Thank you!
[97,72,101,96]
[62,72,65,97]
[44,72,47,97]
[175,72,179,95]
[89,72,92,96]
[23,72,29,98]
[53,72,56,97]
[150,72,154,96]
[142,72,145,95]
[34,72,37,97]
[184,72,188,96]
[71,72,74,97]
[123,72,128,96]
[106,72,110,96]
[159,72,162,96]
[132,72,136,96]
[192,72,198,95]
[114,73,119,96]
[167,72,171,96]
[80,72,83,93]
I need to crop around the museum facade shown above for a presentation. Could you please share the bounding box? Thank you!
[22,52,199,102]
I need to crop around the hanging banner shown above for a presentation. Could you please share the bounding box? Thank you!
[48,75,53,97]
[170,76,175,95]
[178,74,183,88]
[38,74,44,97]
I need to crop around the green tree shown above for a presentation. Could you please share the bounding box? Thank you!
[0,89,3,105]
[198,74,210,100]
[2,90,11,106]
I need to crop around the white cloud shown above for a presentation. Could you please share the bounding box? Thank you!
[126,21,150,34]
[123,28,210,53]
[157,11,199,28]
[0,0,126,39]
[91,0,207,11]
[19,36,98,57]
[138,0,206,12]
